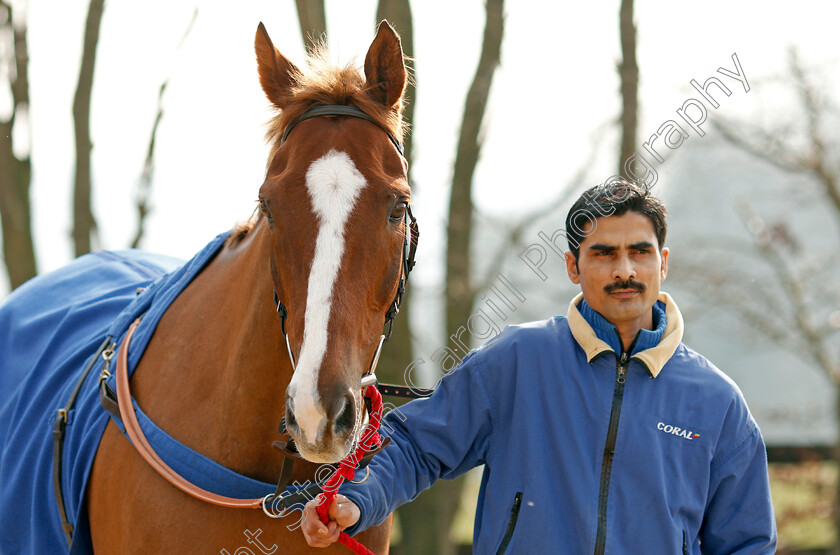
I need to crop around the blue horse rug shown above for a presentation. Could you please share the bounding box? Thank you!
[0,233,283,554]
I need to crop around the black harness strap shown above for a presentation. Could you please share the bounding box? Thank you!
[268,481,325,513]
[376,383,434,399]
[272,456,297,499]
[279,104,405,157]
[405,205,419,275]
[99,376,120,421]
[53,336,113,546]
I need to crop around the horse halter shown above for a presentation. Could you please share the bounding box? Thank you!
[272,104,419,385]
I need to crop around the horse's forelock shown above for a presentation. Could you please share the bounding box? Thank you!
[263,45,405,162]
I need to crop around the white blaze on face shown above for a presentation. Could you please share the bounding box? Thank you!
[288,149,367,446]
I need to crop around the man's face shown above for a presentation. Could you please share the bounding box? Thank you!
[565,211,669,332]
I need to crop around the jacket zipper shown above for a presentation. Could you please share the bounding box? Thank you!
[683,530,688,554]
[496,491,523,555]
[593,352,629,555]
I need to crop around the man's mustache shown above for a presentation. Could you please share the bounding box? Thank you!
[604,280,646,294]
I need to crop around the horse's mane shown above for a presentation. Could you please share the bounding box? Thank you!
[228,44,406,248]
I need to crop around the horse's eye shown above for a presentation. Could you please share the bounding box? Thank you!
[389,202,407,222]
[259,199,274,225]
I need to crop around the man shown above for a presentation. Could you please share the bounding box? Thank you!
[301,180,777,553]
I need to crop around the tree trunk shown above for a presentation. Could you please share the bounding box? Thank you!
[617,0,638,177]
[395,2,505,554]
[0,0,37,290]
[0,131,35,290]
[72,0,105,257]
[294,0,326,55]
[373,0,417,401]
[373,0,415,387]
[370,2,427,551]
[448,0,504,330]
[375,0,415,183]
[835,382,840,555]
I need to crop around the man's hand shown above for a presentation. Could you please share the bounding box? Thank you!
[301,494,361,548]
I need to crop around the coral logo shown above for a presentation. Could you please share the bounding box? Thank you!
[657,421,700,440]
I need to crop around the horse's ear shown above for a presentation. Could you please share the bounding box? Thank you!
[364,21,406,110]
[255,22,300,109]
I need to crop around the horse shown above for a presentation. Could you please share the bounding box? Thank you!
[0,21,413,554]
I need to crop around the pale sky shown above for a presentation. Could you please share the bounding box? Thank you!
[3,0,839,303]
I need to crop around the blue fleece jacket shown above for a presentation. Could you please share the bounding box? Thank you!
[341,292,776,554]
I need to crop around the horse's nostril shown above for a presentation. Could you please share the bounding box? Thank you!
[285,403,299,432]
[334,394,355,435]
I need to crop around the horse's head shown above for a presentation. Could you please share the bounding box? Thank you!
[254,22,413,463]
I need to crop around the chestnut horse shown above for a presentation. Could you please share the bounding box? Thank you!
[0,22,410,555]
[87,21,411,554]
[89,22,412,554]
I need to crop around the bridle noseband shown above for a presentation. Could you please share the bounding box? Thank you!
[272,104,419,384]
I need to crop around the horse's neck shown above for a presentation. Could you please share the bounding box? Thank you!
[130,225,295,483]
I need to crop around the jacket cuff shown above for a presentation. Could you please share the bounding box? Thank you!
[339,489,370,537]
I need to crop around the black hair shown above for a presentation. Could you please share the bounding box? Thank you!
[565,178,667,260]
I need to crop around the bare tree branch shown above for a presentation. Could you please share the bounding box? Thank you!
[130,82,164,250]
[471,121,611,296]
[712,51,840,234]
[789,49,840,220]
[131,8,198,249]
[711,118,808,174]
[672,260,797,348]
[734,201,839,381]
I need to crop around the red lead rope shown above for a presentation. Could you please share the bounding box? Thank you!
[316,385,384,555]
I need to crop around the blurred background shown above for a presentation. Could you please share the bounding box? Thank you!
[1,1,838,553]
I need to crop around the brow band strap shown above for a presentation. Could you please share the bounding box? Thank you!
[279,104,404,156]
